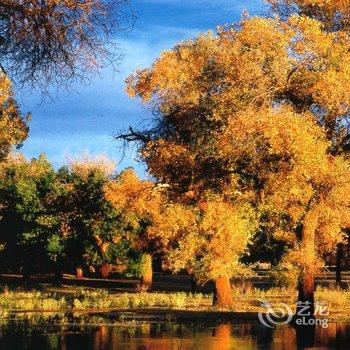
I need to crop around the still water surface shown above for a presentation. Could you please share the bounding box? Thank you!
[1,321,350,350]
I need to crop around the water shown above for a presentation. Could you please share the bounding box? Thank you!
[1,321,350,350]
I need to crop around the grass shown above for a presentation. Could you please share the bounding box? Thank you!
[1,284,350,324]
[0,288,211,312]
[72,290,210,310]
[0,291,67,311]
[230,284,350,319]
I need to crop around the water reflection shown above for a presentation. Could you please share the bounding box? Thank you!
[1,320,350,350]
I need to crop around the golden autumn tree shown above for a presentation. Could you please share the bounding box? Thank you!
[147,199,256,308]
[268,0,350,31]
[121,15,350,309]
[104,168,164,291]
[0,73,29,161]
[267,0,350,312]
[218,107,350,315]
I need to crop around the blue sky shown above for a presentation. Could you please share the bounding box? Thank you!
[18,0,265,176]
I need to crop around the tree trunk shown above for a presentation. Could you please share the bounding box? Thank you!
[296,210,318,320]
[336,243,343,287]
[186,267,197,292]
[191,276,198,292]
[22,264,32,286]
[53,261,64,287]
[140,254,153,291]
[76,267,83,279]
[153,253,163,272]
[100,263,110,279]
[295,322,315,348]
[297,271,315,317]
[258,187,265,204]
[213,277,234,308]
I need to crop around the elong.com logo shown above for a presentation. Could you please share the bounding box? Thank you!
[258,300,329,328]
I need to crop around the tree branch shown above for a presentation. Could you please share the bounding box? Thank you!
[115,126,151,143]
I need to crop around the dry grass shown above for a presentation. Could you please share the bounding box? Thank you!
[72,290,211,310]
[0,289,211,312]
[0,285,350,321]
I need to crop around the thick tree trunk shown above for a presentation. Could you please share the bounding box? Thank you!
[295,323,315,348]
[297,272,315,317]
[153,253,163,273]
[296,211,318,321]
[140,254,153,291]
[191,276,198,292]
[336,243,343,287]
[213,277,234,308]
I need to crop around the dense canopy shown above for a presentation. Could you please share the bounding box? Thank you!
[123,13,350,308]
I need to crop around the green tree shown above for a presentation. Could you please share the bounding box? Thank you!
[55,155,132,279]
[0,154,56,283]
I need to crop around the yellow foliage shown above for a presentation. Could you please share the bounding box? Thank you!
[104,168,166,251]
[0,74,11,105]
[219,107,350,256]
[0,74,29,161]
[127,15,350,144]
[153,199,257,283]
[104,168,162,218]
[268,0,350,30]
[125,13,350,283]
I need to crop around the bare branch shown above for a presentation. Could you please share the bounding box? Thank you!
[115,126,151,143]
[0,0,135,92]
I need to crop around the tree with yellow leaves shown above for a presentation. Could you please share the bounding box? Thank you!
[104,168,164,291]
[105,168,256,302]
[219,107,350,314]
[0,74,29,161]
[121,14,350,310]
[268,0,350,31]
[147,199,256,307]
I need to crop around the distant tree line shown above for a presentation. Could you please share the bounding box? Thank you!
[0,154,141,286]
